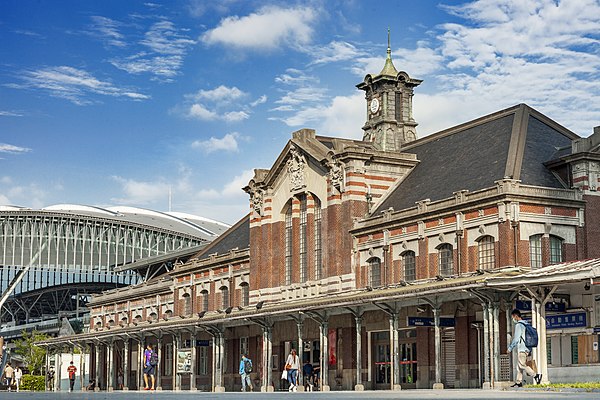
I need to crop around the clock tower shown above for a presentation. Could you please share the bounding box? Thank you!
[356,31,422,152]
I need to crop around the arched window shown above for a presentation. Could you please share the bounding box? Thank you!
[200,290,209,312]
[368,257,382,288]
[550,235,564,264]
[240,282,249,307]
[438,244,454,276]
[402,251,416,282]
[283,193,323,285]
[477,236,495,270]
[314,197,323,281]
[530,234,542,268]
[220,286,229,309]
[285,205,293,285]
[299,194,308,282]
[182,292,192,316]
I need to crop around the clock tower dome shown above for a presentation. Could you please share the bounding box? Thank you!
[356,30,422,151]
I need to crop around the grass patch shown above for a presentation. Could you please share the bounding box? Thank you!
[525,382,600,389]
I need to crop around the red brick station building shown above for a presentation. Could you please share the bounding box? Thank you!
[43,46,600,392]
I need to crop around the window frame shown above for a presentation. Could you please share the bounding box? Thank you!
[530,234,542,269]
[368,257,382,288]
[550,235,564,265]
[477,235,495,271]
[220,286,229,310]
[240,282,249,307]
[438,243,454,277]
[402,251,416,282]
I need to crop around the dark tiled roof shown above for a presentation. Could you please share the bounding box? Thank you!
[195,214,249,260]
[374,104,577,214]
[520,115,571,188]
[375,113,514,212]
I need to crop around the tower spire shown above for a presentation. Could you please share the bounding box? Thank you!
[379,28,398,77]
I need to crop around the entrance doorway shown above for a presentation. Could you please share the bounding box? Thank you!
[442,327,456,388]
[399,329,417,388]
[372,331,391,389]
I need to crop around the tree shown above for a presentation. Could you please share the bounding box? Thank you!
[14,330,49,375]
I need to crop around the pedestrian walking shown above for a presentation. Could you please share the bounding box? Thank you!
[14,366,22,392]
[284,349,300,392]
[143,344,157,390]
[303,360,314,391]
[508,309,541,387]
[67,361,77,392]
[239,353,253,392]
[3,362,14,392]
[47,367,55,391]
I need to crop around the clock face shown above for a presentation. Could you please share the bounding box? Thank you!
[370,98,380,114]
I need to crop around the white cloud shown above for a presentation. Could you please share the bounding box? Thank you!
[310,41,362,65]
[0,181,49,208]
[10,66,149,105]
[0,143,32,154]
[0,110,23,117]
[192,132,241,153]
[353,44,444,77]
[201,6,317,50]
[88,16,125,47]
[409,0,600,136]
[187,85,247,103]
[111,176,170,205]
[110,20,196,81]
[0,176,12,184]
[274,93,364,139]
[250,95,267,107]
[182,85,260,122]
[188,103,218,120]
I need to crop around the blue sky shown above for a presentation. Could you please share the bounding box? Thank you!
[1,0,599,224]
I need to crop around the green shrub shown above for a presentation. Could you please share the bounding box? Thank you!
[20,375,46,391]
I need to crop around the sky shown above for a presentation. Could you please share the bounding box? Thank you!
[1,0,599,225]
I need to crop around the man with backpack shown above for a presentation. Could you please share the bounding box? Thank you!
[239,353,253,392]
[143,344,157,390]
[508,309,542,387]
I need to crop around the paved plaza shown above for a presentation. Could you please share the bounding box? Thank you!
[1,390,599,400]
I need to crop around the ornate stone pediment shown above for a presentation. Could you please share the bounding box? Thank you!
[327,159,345,193]
[287,145,307,192]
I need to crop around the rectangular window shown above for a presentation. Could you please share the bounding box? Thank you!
[439,244,454,276]
[550,236,563,264]
[183,294,192,316]
[299,196,307,282]
[198,346,208,375]
[165,343,173,375]
[571,336,578,364]
[241,284,249,307]
[530,235,542,268]
[202,291,209,312]
[314,202,322,280]
[285,207,293,285]
[478,236,495,270]
[403,252,416,282]
[240,337,249,357]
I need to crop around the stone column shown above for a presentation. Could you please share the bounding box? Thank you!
[482,303,491,388]
[537,301,549,383]
[213,332,225,392]
[296,320,304,392]
[432,307,444,389]
[390,313,401,390]
[355,315,364,391]
[108,341,114,391]
[261,326,274,392]
[123,339,129,390]
[137,339,143,391]
[173,334,180,391]
[156,336,162,390]
[492,303,500,384]
[190,332,197,391]
[95,344,101,392]
[321,321,330,391]
[56,352,62,391]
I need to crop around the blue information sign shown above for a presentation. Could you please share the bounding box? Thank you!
[515,300,566,312]
[184,339,212,347]
[408,317,455,327]
[546,312,587,330]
